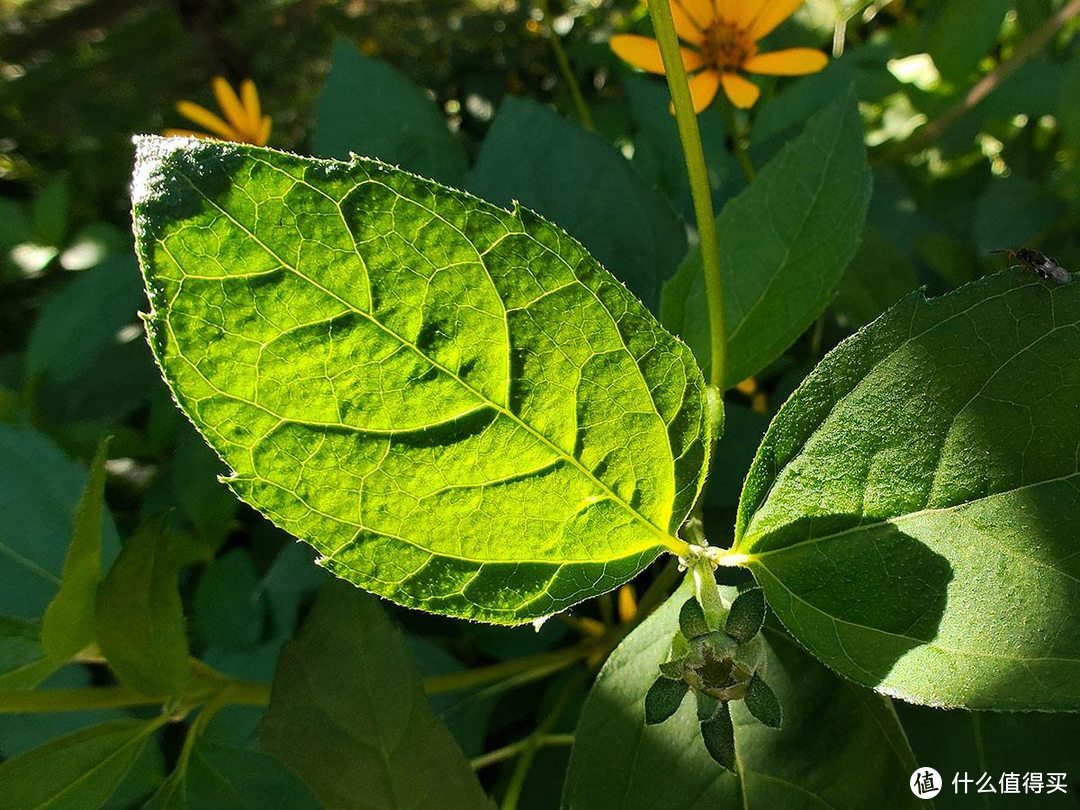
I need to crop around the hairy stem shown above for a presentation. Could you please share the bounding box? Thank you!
[646,0,727,391]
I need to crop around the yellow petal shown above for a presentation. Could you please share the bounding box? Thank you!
[212,77,250,133]
[611,34,704,75]
[747,0,805,41]
[617,584,638,623]
[671,0,705,45]
[689,69,721,113]
[175,101,239,140]
[240,79,262,127]
[720,72,761,108]
[675,0,718,29]
[257,115,273,146]
[716,0,762,29]
[743,47,828,75]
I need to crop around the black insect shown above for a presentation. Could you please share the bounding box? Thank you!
[992,248,1072,284]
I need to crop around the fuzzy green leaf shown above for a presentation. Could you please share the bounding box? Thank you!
[699,701,736,770]
[661,88,870,388]
[42,438,110,663]
[261,581,494,809]
[131,137,710,623]
[96,515,189,696]
[0,718,159,810]
[564,583,920,809]
[678,596,709,640]
[736,273,1080,710]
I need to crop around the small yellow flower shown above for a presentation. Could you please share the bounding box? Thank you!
[611,0,828,112]
[165,77,272,146]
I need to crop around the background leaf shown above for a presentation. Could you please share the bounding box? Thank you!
[261,581,494,809]
[563,583,919,809]
[469,96,686,313]
[312,40,468,185]
[661,88,871,387]
[132,138,709,623]
[0,718,160,810]
[0,425,120,619]
[42,438,111,663]
[736,272,1080,710]
[0,616,55,690]
[96,514,189,696]
[145,738,319,809]
[927,0,1011,82]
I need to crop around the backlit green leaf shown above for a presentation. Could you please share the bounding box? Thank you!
[131,137,710,623]
[736,272,1080,710]
[927,0,1010,81]
[42,438,110,663]
[0,718,161,810]
[96,514,189,696]
[661,88,870,387]
[564,584,919,809]
[261,581,494,809]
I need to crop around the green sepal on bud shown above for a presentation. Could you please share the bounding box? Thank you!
[744,672,783,728]
[698,699,736,770]
[679,596,710,640]
[645,675,690,725]
[725,587,766,644]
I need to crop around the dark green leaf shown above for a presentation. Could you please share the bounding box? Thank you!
[469,97,686,312]
[131,137,709,623]
[0,718,160,810]
[42,438,110,663]
[26,256,143,384]
[96,514,189,696]
[898,704,1080,809]
[0,425,120,619]
[565,584,919,809]
[0,616,55,690]
[644,675,689,725]
[972,175,1063,255]
[145,738,318,809]
[261,582,493,809]
[661,88,870,387]
[833,227,920,329]
[744,673,782,729]
[313,40,467,185]
[927,0,1010,81]
[725,587,765,644]
[736,273,1080,709]
[193,549,266,650]
[32,176,70,246]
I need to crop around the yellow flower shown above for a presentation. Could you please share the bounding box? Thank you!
[611,0,828,112]
[165,77,272,146]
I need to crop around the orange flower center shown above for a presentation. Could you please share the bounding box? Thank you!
[701,20,756,71]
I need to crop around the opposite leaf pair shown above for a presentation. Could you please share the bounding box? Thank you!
[644,588,781,769]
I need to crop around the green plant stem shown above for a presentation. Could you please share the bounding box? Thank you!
[646,0,727,391]
[722,103,756,182]
[470,733,575,770]
[0,677,271,714]
[501,672,584,810]
[422,643,589,695]
[537,0,596,132]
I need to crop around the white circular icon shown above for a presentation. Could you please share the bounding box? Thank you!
[910,767,942,799]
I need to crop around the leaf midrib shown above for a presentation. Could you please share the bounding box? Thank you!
[164,162,684,555]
